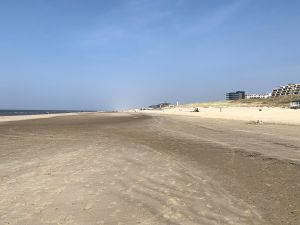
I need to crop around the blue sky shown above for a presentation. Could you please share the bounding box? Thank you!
[0,0,299,110]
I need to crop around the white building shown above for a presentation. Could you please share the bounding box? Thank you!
[245,93,271,99]
[271,84,300,97]
[290,101,300,109]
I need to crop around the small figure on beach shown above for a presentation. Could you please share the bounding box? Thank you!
[256,120,263,125]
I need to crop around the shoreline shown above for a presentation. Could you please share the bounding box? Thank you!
[3,106,300,125]
[0,112,83,123]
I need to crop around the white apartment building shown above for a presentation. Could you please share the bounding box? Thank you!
[246,93,271,99]
[271,84,300,97]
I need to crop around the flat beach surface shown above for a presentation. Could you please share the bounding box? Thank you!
[0,113,300,224]
[138,106,300,125]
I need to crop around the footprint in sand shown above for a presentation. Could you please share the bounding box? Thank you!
[83,202,93,210]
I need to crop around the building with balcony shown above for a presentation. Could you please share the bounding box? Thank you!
[271,84,300,97]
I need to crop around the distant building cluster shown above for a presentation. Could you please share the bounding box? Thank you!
[226,83,300,101]
[140,102,174,110]
[148,102,173,109]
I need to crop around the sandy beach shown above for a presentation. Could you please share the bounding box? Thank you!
[0,112,300,224]
[2,0,300,224]
[138,106,300,125]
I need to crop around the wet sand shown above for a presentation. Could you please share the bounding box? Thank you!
[0,112,80,123]
[0,113,299,224]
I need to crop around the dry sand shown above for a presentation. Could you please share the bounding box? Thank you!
[138,106,300,125]
[0,112,299,224]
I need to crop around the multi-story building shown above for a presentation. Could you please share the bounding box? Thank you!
[226,91,245,100]
[271,84,300,97]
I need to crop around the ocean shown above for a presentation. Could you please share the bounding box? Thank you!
[0,110,88,116]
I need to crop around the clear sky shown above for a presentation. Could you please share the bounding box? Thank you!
[0,0,299,110]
